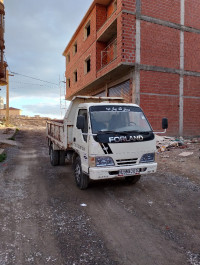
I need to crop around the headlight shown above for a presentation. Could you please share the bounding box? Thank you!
[140,153,155,163]
[95,156,115,167]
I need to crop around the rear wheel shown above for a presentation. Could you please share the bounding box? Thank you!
[74,157,89,190]
[50,146,59,166]
[125,175,141,184]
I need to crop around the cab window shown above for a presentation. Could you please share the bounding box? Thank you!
[77,109,88,142]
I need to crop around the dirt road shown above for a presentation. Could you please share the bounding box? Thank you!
[0,128,200,265]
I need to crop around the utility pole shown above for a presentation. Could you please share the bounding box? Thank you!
[5,70,14,127]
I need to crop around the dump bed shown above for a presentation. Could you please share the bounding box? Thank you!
[46,120,67,149]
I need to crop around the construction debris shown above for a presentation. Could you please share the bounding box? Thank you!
[179,152,194,157]
[156,135,186,153]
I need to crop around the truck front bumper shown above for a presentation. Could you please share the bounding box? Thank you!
[89,162,157,180]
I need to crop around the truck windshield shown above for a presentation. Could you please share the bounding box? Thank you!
[90,105,152,134]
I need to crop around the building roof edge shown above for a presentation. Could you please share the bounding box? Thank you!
[62,0,111,56]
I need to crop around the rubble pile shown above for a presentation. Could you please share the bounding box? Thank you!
[156,135,200,153]
[156,135,184,152]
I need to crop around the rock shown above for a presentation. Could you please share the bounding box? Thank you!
[0,148,5,155]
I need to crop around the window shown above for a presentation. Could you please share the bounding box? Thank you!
[90,105,151,134]
[67,78,70,88]
[73,42,77,55]
[85,21,91,39]
[77,109,88,142]
[74,70,77,82]
[85,57,91,74]
[66,53,70,64]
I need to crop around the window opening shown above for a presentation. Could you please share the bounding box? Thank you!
[85,21,91,39]
[74,70,77,82]
[78,109,88,142]
[74,42,77,54]
[85,57,91,73]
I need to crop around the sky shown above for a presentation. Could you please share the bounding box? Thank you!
[1,0,93,118]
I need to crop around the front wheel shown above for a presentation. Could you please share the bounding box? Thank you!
[74,157,89,190]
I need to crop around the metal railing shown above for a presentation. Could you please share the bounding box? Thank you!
[101,39,117,69]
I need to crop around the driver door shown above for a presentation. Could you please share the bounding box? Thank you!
[75,109,89,174]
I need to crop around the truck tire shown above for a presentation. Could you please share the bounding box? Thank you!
[50,146,59,166]
[59,151,65,165]
[74,157,89,190]
[125,175,141,184]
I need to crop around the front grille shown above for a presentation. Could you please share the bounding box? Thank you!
[116,158,138,166]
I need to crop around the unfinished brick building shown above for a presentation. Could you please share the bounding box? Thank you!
[63,0,200,136]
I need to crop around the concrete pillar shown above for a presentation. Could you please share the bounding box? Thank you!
[179,0,185,136]
[135,0,141,106]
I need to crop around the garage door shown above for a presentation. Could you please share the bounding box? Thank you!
[108,80,131,102]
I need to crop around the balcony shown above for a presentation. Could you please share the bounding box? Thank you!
[96,17,117,71]
[101,38,117,68]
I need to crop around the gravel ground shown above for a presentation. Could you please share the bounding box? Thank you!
[0,127,200,265]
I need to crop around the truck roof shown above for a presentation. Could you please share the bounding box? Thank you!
[78,102,140,108]
[64,96,140,124]
[71,95,124,102]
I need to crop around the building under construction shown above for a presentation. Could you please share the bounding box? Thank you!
[63,0,200,137]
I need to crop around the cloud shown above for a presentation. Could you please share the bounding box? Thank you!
[22,103,61,116]
[2,0,93,116]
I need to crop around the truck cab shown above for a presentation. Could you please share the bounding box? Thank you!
[73,102,157,189]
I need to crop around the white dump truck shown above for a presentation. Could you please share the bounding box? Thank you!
[46,96,168,189]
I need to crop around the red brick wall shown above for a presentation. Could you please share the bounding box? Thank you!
[184,76,200,97]
[121,0,136,13]
[96,41,107,71]
[66,44,97,99]
[97,54,121,78]
[140,94,179,135]
[140,71,179,135]
[184,32,200,73]
[121,13,136,63]
[65,7,97,99]
[141,0,180,24]
[96,4,107,31]
[140,71,179,95]
[107,0,115,18]
[97,7,118,38]
[141,21,180,69]
[185,0,200,29]
[183,98,200,136]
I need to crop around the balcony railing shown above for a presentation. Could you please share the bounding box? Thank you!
[101,38,117,69]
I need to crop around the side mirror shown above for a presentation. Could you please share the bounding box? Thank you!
[76,115,85,130]
[162,118,168,129]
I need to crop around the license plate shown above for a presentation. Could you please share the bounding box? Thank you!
[119,168,140,176]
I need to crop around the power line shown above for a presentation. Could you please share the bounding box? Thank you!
[3,54,59,86]
[9,81,53,87]
[10,72,59,86]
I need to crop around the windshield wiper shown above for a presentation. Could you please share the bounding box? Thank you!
[123,130,139,132]
[97,130,117,134]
